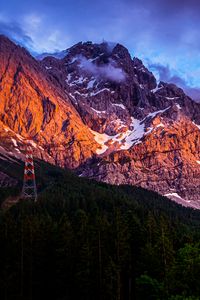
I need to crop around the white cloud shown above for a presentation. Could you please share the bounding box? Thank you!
[77,55,126,82]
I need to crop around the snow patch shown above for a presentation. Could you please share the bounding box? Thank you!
[165,97,179,100]
[165,193,183,200]
[91,108,106,114]
[66,75,87,86]
[29,140,37,148]
[74,91,87,96]
[70,57,78,63]
[66,73,72,82]
[120,117,145,150]
[112,103,126,110]
[90,88,110,96]
[11,138,18,147]
[151,84,163,93]
[69,93,78,104]
[144,106,171,120]
[156,123,165,128]
[91,113,164,154]
[87,78,96,89]
[16,134,24,141]
[192,121,200,130]
[176,104,182,110]
[73,76,86,85]
[90,130,111,154]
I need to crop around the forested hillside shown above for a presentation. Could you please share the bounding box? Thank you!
[0,163,199,300]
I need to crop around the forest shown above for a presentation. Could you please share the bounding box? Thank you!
[0,161,199,300]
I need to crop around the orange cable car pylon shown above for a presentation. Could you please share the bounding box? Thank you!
[21,138,37,201]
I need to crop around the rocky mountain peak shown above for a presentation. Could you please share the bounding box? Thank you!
[132,57,157,90]
[0,36,200,208]
[155,81,185,97]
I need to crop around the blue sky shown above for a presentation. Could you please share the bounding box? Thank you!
[1,0,200,99]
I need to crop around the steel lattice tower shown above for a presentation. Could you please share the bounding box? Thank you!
[21,138,37,201]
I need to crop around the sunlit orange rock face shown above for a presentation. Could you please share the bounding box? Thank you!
[0,35,200,208]
[0,35,98,168]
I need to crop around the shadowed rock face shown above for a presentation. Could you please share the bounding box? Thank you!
[0,35,200,208]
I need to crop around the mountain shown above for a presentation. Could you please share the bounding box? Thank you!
[0,35,200,208]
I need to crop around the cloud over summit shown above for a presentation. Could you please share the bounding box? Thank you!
[77,55,126,82]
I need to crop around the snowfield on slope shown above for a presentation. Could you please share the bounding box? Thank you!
[91,107,172,154]
[91,117,147,154]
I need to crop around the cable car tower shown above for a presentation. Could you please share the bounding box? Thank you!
[21,138,37,201]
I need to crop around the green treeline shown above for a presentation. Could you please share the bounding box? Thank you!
[0,167,199,300]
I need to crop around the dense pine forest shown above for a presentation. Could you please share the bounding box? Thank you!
[0,160,199,300]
